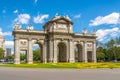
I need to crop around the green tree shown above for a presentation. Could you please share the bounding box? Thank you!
[116,47,120,60]
[97,37,120,62]
[20,53,26,61]
[106,48,114,61]
[105,39,115,49]
[96,46,105,61]
[102,48,109,61]
[96,52,105,60]
[106,46,120,61]
[0,48,4,59]
[5,55,14,62]
[115,36,120,44]
[33,48,41,61]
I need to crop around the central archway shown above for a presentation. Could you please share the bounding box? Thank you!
[57,42,67,62]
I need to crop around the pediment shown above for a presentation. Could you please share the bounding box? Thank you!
[43,16,73,29]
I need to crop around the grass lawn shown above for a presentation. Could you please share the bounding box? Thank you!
[0,62,120,69]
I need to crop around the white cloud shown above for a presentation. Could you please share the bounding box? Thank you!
[0,28,13,50]
[3,32,12,36]
[0,28,12,36]
[89,12,120,26]
[33,14,49,24]
[0,28,2,35]
[74,14,81,18]
[13,9,18,14]
[4,41,14,48]
[14,13,30,24]
[96,27,120,41]
[34,0,38,3]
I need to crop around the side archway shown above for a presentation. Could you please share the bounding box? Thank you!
[32,41,43,63]
[74,44,83,62]
[87,51,92,62]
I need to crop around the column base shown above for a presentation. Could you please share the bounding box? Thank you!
[92,60,97,63]
[53,59,57,63]
[27,59,33,64]
[83,60,88,63]
[27,62,33,64]
[14,59,20,64]
[69,58,75,63]
[41,59,47,63]
[14,62,20,64]
[48,58,53,62]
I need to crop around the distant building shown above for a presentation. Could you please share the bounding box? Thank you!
[0,33,4,48]
[6,48,11,56]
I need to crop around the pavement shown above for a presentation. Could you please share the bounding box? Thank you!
[0,67,120,80]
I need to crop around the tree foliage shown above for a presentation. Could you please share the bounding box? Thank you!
[0,48,4,59]
[33,48,41,61]
[115,36,120,45]
[105,38,115,49]
[20,53,26,61]
[19,48,41,62]
[97,37,120,62]
[5,55,14,62]
[96,46,105,60]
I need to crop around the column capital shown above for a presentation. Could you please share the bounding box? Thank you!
[49,38,54,41]
[14,37,19,40]
[28,38,32,41]
[60,38,64,41]
[53,22,56,25]
[43,39,47,45]
[44,39,47,42]
[93,41,96,44]
[83,41,87,44]
[68,39,73,42]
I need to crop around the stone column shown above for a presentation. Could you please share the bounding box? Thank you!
[69,40,75,63]
[48,39,53,62]
[92,41,97,62]
[66,41,69,62]
[14,38,20,64]
[53,40,57,63]
[27,38,33,64]
[42,40,47,63]
[82,41,88,63]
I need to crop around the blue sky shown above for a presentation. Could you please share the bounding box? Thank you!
[0,0,120,49]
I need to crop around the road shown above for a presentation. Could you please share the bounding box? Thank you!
[0,67,120,80]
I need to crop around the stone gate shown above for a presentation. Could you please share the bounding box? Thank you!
[12,14,97,64]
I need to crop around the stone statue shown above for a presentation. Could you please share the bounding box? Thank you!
[82,28,87,35]
[13,23,21,30]
[27,24,34,31]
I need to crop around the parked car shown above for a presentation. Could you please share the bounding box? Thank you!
[110,60,117,62]
[97,60,104,62]
[0,59,5,63]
